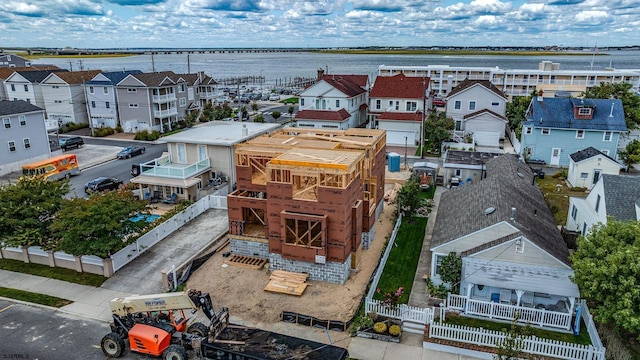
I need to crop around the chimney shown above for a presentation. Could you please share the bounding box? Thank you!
[317,68,325,80]
[510,207,516,221]
[242,124,248,137]
[537,89,543,102]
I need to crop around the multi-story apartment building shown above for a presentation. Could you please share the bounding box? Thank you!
[378,61,640,98]
[0,100,50,175]
[3,69,68,108]
[226,128,386,284]
[40,70,101,126]
[85,70,142,129]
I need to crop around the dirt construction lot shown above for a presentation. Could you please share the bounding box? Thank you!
[186,201,398,329]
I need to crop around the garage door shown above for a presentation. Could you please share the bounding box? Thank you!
[386,131,416,146]
[474,131,500,147]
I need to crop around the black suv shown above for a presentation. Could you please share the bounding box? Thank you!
[84,177,123,194]
[59,136,84,151]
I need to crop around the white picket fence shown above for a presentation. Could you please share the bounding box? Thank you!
[366,298,434,325]
[429,322,605,360]
[110,194,227,272]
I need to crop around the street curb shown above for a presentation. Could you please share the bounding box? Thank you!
[0,296,110,323]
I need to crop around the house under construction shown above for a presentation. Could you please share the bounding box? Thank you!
[227,128,386,284]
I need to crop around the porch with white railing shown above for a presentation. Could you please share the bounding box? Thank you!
[447,293,572,330]
[139,156,211,179]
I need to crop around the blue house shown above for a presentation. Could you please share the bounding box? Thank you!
[520,97,627,167]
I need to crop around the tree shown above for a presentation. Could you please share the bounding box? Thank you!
[253,114,265,123]
[618,139,640,170]
[288,105,294,119]
[51,190,149,257]
[0,176,70,249]
[271,111,281,121]
[582,82,640,129]
[184,110,198,127]
[200,102,214,122]
[251,102,258,113]
[570,220,640,340]
[506,93,533,139]
[423,112,454,154]
[439,252,462,293]
[396,179,422,218]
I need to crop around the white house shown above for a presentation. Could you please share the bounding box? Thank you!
[445,79,507,147]
[368,73,429,146]
[567,147,623,189]
[431,154,579,331]
[41,70,101,126]
[3,70,66,108]
[567,174,640,236]
[296,73,368,129]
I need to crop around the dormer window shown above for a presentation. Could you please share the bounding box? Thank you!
[578,107,592,116]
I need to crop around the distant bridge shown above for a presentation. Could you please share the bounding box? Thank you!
[1,47,312,56]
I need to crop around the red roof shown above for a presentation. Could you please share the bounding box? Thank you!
[295,109,351,121]
[377,112,423,122]
[370,74,428,99]
[320,74,367,97]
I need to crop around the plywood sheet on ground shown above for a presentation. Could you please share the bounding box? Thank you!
[225,255,268,269]
[264,270,309,296]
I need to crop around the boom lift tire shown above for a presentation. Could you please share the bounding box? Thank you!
[101,332,125,358]
[162,344,188,360]
[186,322,209,337]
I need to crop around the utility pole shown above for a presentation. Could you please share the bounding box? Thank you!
[421,76,427,159]
[83,77,94,137]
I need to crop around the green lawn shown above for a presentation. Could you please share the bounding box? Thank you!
[536,175,588,225]
[0,259,107,287]
[445,314,592,345]
[373,216,428,304]
[0,287,72,308]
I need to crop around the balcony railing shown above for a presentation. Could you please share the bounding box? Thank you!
[153,93,176,102]
[140,156,210,179]
[447,294,572,330]
[154,108,178,118]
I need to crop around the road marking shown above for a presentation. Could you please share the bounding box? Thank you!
[0,304,15,313]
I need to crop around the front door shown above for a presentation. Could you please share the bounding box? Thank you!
[550,148,561,166]
[592,169,601,185]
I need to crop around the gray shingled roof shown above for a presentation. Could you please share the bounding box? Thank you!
[446,79,507,100]
[602,174,640,221]
[431,154,570,265]
[526,97,627,131]
[131,71,177,87]
[569,146,621,165]
[0,100,44,116]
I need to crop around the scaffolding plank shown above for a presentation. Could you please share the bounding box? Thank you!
[225,255,268,270]
[264,280,308,296]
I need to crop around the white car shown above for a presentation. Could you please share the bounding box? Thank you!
[269,94,281,101]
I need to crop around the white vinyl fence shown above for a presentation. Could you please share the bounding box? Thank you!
[110,194,227,272]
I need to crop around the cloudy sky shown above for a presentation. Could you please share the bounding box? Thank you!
[1,0,637,49]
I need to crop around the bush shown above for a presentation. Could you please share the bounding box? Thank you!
[93,127,115,137]
[115,124,123,133]
[373,322,387,334]
[389,325,401,336]
[134,130,161,141]
[58,122,89,134]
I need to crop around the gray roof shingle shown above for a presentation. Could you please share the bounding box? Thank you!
[602,174,640,221]
[526,97,627,131]
[569,146,620,165]
[0,100,44,116]
[431,154,570,265]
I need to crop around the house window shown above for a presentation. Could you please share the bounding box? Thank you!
[576,130,585,139]
[601,149,609,155]
[395,101,399,111]
[335,99,340,108]
[179,84,186,92]
[578,108,592,116]
[127,88,137,93]
[23,85,28,92]
[23,138,30,149]
[455,120,462,131]
[103,87,108,94]
[315,99,320,109]
[469,101,476,111]
[406,101,417,111]
[582,222,587,235]
[491,101,500,106]
[375,99,381,110]
[106,102,110,109]
[129,103,139,108]
[595,194,601,213]
[10,84,15,91]
[454,100,461,110]
[434,254,445,275]
[580,172,588,179]
[571,205,578,220]
[52,85,59,89]
[19,115,26,126]
[300,98,304,106]
[284,215,325,248]
[593,170,601,185]
[8,141,16,151]
[454,169,462,177]
[54,100,62,104]
[603,131,612,142]
[541,128,550,135]
[89,86,94,94]
[91,101,96,108]
[3,118,10,129]
[179,98,186,107]
[177,143,186,162]
[524,127,532,135]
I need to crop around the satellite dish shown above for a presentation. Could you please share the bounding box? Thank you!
[484,207,496,215]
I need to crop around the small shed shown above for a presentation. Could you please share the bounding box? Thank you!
[412,161,438,189]
[567,147,623,189]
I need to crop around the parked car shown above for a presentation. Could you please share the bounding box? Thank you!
[117,145,146,159]
[269,94,281,101]
[59,136,84,151]
[84,177,123,194]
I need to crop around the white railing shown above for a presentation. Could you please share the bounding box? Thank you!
[429,323,605,360]
[580,300,604,350]
[366,213,402,299]
[509,130,522,154]
[447,294,572,330]
[140,157,210,180]
[153,93,176,102]
[154,108,178,118]
[110,194,228,272]
[366,298,433,325]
